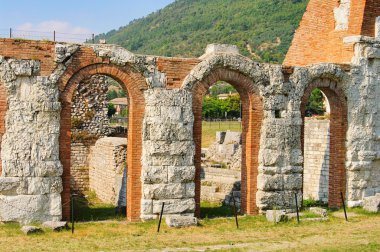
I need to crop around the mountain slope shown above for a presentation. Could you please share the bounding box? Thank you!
[95,0,308,63]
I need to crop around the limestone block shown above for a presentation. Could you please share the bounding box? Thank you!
[152,199,195,214]
[363,194,380,213]
[203,44,240,56]
[27,177,62,195]
[185,182,195,198]
[141,200,153,215]
[167,166,195,183]
[165,216,198,228]
[0,194,61,224]
[142,166,168,184]
[147,155,194,166]
[42,221,68,231]
[143,183,186,200]
[21,226,43,235]
[0,177,22,195]
[283,174,302,190]
[266,210,288,223]
[257,174,284,191]
[262,149,281,166]
[309,207,328,217]
[223,132,241,144]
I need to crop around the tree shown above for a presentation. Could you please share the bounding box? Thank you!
[107,90,118,101]
[306,88,325,116]
[107,103,116,118]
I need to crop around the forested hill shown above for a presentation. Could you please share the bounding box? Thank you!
[95,0,308,63]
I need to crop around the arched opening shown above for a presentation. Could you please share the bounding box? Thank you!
[59,64,147,222]
[301,79,347,208]
[200,81,242,217]
[192,68,263,217]
[70,74,129,221]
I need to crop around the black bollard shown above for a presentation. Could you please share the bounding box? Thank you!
[341,192,348,221]
[295,193,300,224]
[232,195,239,229]
[71,194,75,234]
[157,202,165,233]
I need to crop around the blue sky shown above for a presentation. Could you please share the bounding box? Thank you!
[0,0,174,39]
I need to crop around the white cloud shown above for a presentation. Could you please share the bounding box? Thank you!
[15,21,93,42]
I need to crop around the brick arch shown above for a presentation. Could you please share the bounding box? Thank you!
[59,63,148,221]
[0,82,7,176]
[300,78,347,208]
[190,68,263,216]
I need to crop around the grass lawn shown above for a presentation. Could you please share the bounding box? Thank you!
[1,204,379,252]
[202,121,242,148]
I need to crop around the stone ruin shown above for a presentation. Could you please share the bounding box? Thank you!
[202,131,242,208]
[0,0,379,224]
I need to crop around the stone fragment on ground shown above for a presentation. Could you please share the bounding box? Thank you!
[363,194,380,213]
[266,210,288,223]
[165,216,198,228]
[42,221,68,231]
[309,207,328,217]
[21,226,43,235]
[302,217,328,221]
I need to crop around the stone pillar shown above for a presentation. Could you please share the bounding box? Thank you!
[376,17,380,39]
[141,89,195,220]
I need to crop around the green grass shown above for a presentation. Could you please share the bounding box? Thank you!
[200,201,234,219]
[73,191,125,222]
[0,208,379,251]
[202,121,242,148]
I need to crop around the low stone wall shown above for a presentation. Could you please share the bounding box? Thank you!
[200,167,241,207]
[303,118,330,202]
[70,143,90,193]
[205,131,242,170]
[88,137,127,207]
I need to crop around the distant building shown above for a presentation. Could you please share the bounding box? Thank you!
[217,92,239,100]
[109,97,128,115]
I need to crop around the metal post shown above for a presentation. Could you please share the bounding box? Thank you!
[71,194,75,234]
[53,31,56,42]
[157,202,165,233]
[341,192,348,221]
[295,193,300,224]
[9,28,12,38]
[232,195,239,229]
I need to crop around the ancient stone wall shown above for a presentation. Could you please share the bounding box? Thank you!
[71,74,111,138]
[70,143,90,193]
[0,29,379,224]
[0,43,78,223]
[141,89,196,220]
[88,137,127,207]
[303,118,330,202]
[344,36,380,206]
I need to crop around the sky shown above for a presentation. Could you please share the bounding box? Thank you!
[0,0,175,41]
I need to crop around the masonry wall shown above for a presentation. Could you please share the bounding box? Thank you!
[70,143,90,193]
[88,137,127,206]
[303,118,330,202]
[284,0,380,66]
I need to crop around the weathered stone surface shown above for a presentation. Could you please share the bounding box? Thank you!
[88,137,127,207]
[165,216,198,228]
[42,221,68,231]
[21,226,43,235]
[363,194,380,213]
[167,166,195,183]
[152,199,195,214]
[309,207,328,217]
[266,210,288,223]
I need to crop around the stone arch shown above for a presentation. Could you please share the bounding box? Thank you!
[59,63,148,221]
[0,82,6,176]
[182,54,267,216]
[300,77,348,208]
